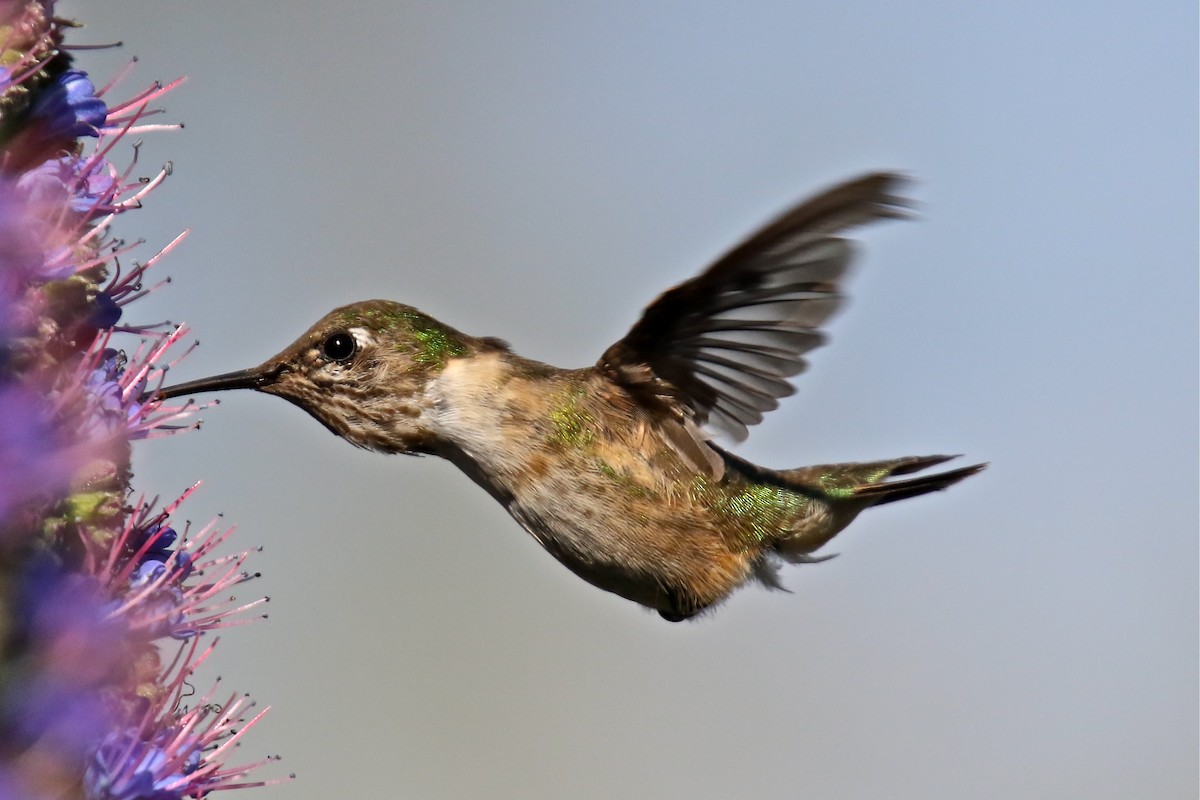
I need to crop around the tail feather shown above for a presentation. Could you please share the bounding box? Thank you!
[850,461,987,505]
[779,454,987,507]
[877,453,959,476]
[717,451,985,576]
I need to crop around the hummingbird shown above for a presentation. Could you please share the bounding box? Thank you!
[152,172,984,621]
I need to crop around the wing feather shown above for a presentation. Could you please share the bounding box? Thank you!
[599,172,909,443]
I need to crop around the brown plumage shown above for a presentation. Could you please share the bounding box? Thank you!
[152,173,984,621]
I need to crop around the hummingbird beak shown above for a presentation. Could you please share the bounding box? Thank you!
[146,363,285,402]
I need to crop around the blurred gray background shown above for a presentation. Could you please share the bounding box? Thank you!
[65,2,1195,798]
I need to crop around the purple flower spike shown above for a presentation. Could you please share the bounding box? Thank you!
[2,6,283,796]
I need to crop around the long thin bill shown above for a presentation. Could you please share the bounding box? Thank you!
[149,365,280,401]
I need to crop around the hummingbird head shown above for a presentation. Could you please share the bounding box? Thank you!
[154,299,500,454]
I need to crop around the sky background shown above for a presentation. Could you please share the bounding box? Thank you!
[64,3,1195,798]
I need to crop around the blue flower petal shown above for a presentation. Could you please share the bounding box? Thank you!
[30,70,109,139]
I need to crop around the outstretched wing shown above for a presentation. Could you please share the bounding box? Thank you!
[598,172,910,443]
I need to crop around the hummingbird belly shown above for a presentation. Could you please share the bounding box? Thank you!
[504,482,757,619]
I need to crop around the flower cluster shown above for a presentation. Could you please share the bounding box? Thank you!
[0,4,281,798]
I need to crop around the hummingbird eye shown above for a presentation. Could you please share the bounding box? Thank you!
[321,331,357,363]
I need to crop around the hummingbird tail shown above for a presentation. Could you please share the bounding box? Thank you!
[846,459,987,505]
[781,454,987,507]
[733,454,985,576]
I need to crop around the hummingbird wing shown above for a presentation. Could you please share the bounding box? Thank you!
[598,172,910,445]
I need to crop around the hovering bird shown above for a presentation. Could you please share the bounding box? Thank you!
[153,173,983,621]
